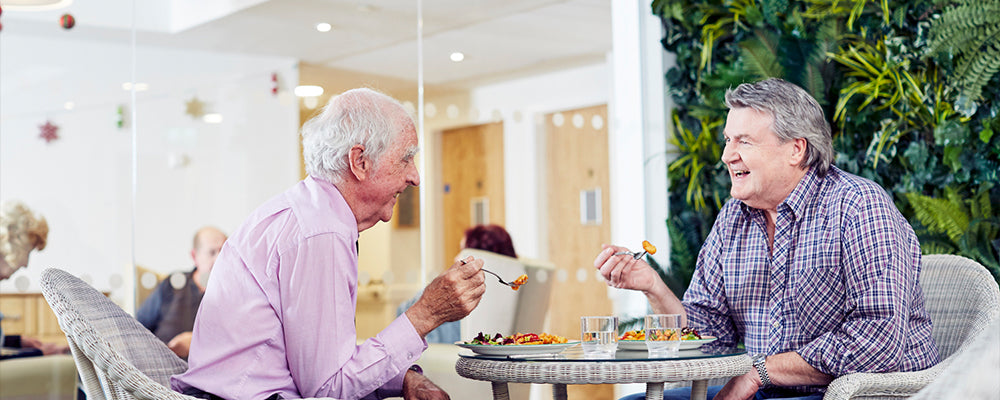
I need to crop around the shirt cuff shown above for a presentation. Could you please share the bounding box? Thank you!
[374,313,429,395]
[796,332,847,376]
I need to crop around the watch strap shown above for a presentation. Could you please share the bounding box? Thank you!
[752,354,771,387]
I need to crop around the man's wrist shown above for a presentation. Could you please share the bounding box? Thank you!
[751,354,772,387]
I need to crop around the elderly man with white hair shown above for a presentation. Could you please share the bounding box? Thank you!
[172,88,486,400]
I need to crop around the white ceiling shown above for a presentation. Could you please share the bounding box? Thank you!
[1,0,613,89]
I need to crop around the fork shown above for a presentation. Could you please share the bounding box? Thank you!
[482,268,518,288]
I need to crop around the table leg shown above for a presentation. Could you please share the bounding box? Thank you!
[690,379,708,400]
[490,381,510,400]
[645,382,664,399]
[552,383,568,400]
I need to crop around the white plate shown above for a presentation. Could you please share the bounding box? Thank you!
[617,336,717,351]
[456,341,579,356]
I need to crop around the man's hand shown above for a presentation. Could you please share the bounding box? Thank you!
[714,373,760,400]
[167,331,194,358]
[21,336,70,355]
[594,245,662,292]
[402,369,449,400]
[594,245,684,316]
[406,257,486,337]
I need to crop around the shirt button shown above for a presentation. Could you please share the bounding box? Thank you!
[408,352,414,359]
[771,321,780,327]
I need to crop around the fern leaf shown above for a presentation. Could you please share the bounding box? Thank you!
[739,30,784,79]
[906,192,970,243]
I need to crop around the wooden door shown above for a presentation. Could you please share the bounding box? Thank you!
[441,122,505,269]
[546,104,613,399]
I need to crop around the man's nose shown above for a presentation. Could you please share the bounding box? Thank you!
[721,142,737,164]
[407,163,420,187]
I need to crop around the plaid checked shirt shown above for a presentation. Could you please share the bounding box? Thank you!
[684,166,939,387]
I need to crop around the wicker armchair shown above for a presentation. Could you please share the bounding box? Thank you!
[823,254,1000,400]
[39,268,339,400]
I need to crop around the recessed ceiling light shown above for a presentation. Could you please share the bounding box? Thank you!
[121,82,149,91]
[64,101,75,110]
[316,23,332,32]
[450,52,465,62]
[294,85,325,97]
[203,113,223,124]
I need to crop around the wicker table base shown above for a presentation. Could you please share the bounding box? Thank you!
[456,349,751,400]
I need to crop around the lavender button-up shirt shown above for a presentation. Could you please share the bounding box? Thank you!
[684,166,939,389]
[172,177,426,400]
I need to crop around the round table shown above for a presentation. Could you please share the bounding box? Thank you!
[456,345,751,400]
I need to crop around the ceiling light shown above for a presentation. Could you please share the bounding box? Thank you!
[316,23,332,32]
[2,0,73,11]
[121,82,149,91]
[450,52,465,62]
[63,101,75,110]
[294,85,324,97]
[203,113,223,124]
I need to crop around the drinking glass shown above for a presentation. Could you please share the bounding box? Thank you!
[645,314,681,355]
[580,316,618,358]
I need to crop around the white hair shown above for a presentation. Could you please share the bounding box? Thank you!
[0,201,48,269]
[301,88,412,183]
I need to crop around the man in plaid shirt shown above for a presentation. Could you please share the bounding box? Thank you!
[595,78,939,400]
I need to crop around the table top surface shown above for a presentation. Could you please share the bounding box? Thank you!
[458,344,745,362]
[456,345,752,386]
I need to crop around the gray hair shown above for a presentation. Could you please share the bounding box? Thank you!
[301,88,412,183]
[0,201,48,269]
[724,78,834,176]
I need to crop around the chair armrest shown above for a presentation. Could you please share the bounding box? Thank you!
[823,361,946,400]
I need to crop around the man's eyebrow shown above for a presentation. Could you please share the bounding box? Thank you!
[404,146,419,159]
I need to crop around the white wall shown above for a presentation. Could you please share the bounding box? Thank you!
[0,33,300,311]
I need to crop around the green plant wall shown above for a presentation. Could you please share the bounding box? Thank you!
[653,0,1000,295]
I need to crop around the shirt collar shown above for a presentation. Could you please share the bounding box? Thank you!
[738,166,825,220]
[304,176,360,241]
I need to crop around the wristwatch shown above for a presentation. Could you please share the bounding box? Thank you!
[751,354,771,387]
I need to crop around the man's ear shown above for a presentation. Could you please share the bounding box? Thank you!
[789,137,807,165]
[348,144,370,181]
[190,249,197,263]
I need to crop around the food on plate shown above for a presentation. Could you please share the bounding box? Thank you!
[642,240,657,255]
[511,274,529,290]
[466,332,568,345]
[619,327,703,341]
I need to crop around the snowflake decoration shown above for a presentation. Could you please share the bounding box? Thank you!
[39,120,60,143]
[185,97,206,119]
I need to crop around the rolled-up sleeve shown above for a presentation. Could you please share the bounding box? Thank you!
[796,191,918,376]
[683,214,739,348]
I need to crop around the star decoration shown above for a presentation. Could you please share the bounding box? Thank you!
[39,120,60,143]
[185,97,205,119]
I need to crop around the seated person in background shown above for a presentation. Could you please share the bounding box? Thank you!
[397,224,519,343]
[459,224,518,259]
[0,200,69,355]
[172,88,485,400]
[136,226,226,359]
[593,78,939,400]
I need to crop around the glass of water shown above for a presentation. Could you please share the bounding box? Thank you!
[580,316,618,358]
[645,314,681,356]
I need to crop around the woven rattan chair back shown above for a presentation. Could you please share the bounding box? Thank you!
[39,268,195,400]
[919,254,1000,359]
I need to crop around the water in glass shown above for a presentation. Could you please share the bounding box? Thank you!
[580,316,618,357]
[645,314,681,355]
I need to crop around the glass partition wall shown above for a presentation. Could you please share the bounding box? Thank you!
[1,0,620,363]
[0,3,136,309]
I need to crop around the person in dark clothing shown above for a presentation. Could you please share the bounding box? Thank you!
[136,226,226,359]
